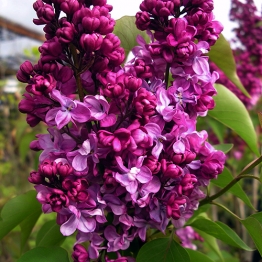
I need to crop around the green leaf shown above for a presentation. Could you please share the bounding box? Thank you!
[0,191,42,240]
[17,246,70,262]
[36,220,66,247]
[186,249,215,262]
[209,84,259,156]
[189,218,252,251]
[136,238,190,262]
[114,16,150,61]
[20,207,42,253]
[211,167,255,210]
[241,212,262,256]
[208,34,249,97]
[213,144,233,153]
[186,204,211,225]
[197,230,224,262]
[19,132,36,162]
[207,116,226,143]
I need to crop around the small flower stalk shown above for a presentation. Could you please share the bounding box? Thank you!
[18,0,225,260]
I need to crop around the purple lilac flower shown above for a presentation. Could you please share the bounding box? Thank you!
[18,0,225,260]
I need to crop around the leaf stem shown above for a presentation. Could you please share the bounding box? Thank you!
[211,201,241,221]
[165,63,170,89]
[70,44,85,102]
[199,174,260,206]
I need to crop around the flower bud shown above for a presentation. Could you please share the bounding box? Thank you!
[80,33,103,52]
[20,60,34,75]
[39,160,57,178]
[72,244,89,262]
[60,0,80,15]
[124,76,142,92]
[140,0,156,12]
[26,74,56,95]
[28,171,43,184]
[26,114,41,127]
[33,2,55,25]
[103,83,125,98]
[144,155,161,174]
[56,20,76,44]
[163,163,183,179]
[178,174,197,196]
[166,195,187,220]
[136,11,151,31]
[18,95,35,113]
[82,16,100,33]
[57,162,74,177]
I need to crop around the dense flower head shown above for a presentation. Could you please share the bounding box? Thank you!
[18,0,224,261]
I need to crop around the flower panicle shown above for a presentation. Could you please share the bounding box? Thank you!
[17,0,225,261]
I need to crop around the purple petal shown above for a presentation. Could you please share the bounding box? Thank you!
[78,216,96,233]
[104,225,119,242]
[100,114,117,127]
[55,110,71,129]
[45,108,60,125]
[72,154,88,171]
[152,140,163,159]
[71,102,91,123]
[141,176,161,194]
[136,166,152,184]
[60,215,78,236]
[173,140,185,154]
[126,180,138,194]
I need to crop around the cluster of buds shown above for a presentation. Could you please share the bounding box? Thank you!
[212,0,262,108]
[17,0,225,261]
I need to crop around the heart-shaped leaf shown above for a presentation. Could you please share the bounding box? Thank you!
[114,16,150,61]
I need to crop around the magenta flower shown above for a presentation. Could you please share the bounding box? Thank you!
[46,89,91,129]
[59,205,97,236]
[84,95,117,127]
[114,156,152,194]
[104,225,134,252]
[32,128,76,162]
[67,133,99,172]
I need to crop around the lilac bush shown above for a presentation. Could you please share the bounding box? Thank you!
[17,0,225,260]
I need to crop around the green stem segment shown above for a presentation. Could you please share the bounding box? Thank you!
[211,201,241,221]
[200,175,261,206]
[165,63,170,89]
[70,44,85,102]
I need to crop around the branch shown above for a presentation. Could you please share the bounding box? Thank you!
[199,175,261,206]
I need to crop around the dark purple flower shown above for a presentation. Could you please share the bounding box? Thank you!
[26,74,56,96]
[166,195,187,220]
[36,185,69,212]
[80,33,103,53]
[62,178,89,202]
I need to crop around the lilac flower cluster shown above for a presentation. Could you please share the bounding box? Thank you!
[211,0,262,108]
[17,0,225,261]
